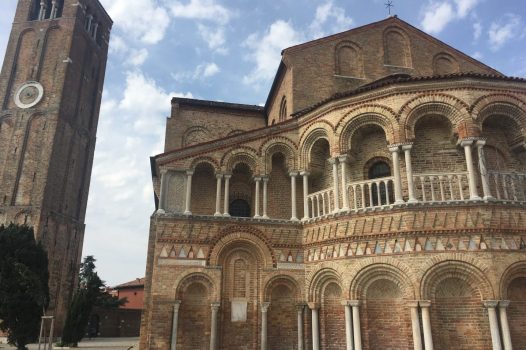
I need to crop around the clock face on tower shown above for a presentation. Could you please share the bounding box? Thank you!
[14,81,44,109]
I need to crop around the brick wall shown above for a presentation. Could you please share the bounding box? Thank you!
[178,283,211,350]
[320,283,345,350]
[507,277,526,349]
[268,284,297,349]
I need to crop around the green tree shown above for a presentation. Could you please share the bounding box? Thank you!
[0,224,49,350]
[60,256,125,346]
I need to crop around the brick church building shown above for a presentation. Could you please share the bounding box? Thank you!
[0,0,112,331]
[140,16,526,350]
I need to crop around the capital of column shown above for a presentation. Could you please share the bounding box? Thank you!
[337,154,349,163]
[160,168,169,175]
[406,300,420,308]
[224,174,232,180]
[348,300,361,307]
[300,170,310,177]
[460,138,477,147]
[401,142,414,151]
[307,302,320,310]
[296,304,306,312]
[253,176,262,181]
[388,144,401,153]
[261,175,269,182]
[418,300,431,308]
[289,171,299,177]
[186,170,194,176]
[215,173,223,179]
[211,302,221,311]
[328,157,339,165]
[173,300,182,311]
[483,300,499,308]
[499,300,510,308]
[261,302,270,312]
[340,300,351,306]
[476,139,487,147]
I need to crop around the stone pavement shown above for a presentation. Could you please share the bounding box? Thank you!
[0,338,138,350]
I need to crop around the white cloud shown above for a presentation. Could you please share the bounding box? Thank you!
[84,71,192,285]
[101,0,170,44]
[421,2,455,34]
[171,62,221,81]
[453,0,478,18]
[420,0,480,34]
[473,21,482,40]
[472,51,483,60]
[126,48,149,67]
[168,0,233,25]
[243,20,303,86]
[310,1,353,39]
[198,24,227,52]
[488,14,522,51]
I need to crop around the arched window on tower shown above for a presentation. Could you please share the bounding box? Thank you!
[28,0,41,21]
[368,160,392,206]
[279,96,287,122]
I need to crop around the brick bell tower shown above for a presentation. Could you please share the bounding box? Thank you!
[0,0,112,330]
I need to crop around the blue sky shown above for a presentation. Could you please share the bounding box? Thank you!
[0,0,525,286]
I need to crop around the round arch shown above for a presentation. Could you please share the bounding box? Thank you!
[307,267,344,303]
[299,127,331,170]
[175,272,218,301]
[221,147,259,174]
[349,263,416,300]
[263,274,301,302]
[260,137,297,174]
[499,260,526,299]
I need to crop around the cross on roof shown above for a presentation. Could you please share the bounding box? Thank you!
[385,0,394,15]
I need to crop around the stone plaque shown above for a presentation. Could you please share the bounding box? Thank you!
[231,299,247,322]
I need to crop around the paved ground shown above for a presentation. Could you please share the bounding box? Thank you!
[0,338,138,349]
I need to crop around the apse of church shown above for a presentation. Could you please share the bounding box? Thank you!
[141,17,526,350]
[0,0,112,332]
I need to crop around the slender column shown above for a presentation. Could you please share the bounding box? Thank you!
[171,301,181,350]
[92,22,99,39]
[214,173,223,216]
[342,301,354,350]
[261,302,270,350]
[301,171,310,220]
[402,144,418,203]
[484,301,503,350]
[157,169,168,213]
[329,158,341,212]
[290,171,299,221]
[419,300,434,350]
[461,139,481,200]
[309,303,320,350]
[339,155,350,211]
[349,300,362,350]
[86,15,93,31]
[388,145,404,204]
[38,1,46,20]
[262,176,269,219]
[476,139,493,200]
[408,301,423,350]
[498,300,512,350]
[297,305,305,350]
[254,176,261,218]
[223,174,231,216]
[184,170,194,215]
[50,0,57,19]
[210,302,220,350]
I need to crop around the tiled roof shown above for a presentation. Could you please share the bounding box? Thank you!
[113,278,145,289]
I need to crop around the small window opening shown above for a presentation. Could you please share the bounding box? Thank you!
[229,199,251,218]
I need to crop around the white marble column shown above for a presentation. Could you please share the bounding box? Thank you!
[484,300,503,350]
[408,301,422,350]
[92,22,99,39]
[498,300,512,350]
[214,173,223,216]
[301,171,310,220]
[388,145,405,204]
[50,0,57,19]
[184,170,194,215]
[339,155,350,211]
[419,300,434,350]
[461,139,481,200]
[223,174,231,216]
[342,301,354,350]
[157,169,168,213]
[349,300,362,350]
[210,302,220,350]
[297,304,305,350]
[309,303,320,350]
[254,176,262,218]
[476,139,493,200]
[38,1,46,20]
[171,301,181,350]
[290,171,299,221]
[262,176,269,219]
[261,302,270,350]
[86,14,93,31]
[402,144,418,203]
[329,158,341,212]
